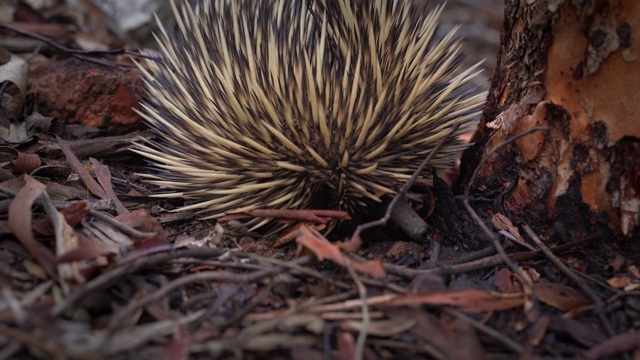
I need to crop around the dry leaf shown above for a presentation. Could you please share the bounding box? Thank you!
[54,207,85,291]
[56,135,107,199]
[494,267,521,293]
[116,209,167,249]
[11,152,41,174]
[491,213,529,247]
[7,175,55,272]
[606,276,630,289]
[533,282,591,311]
[90,158,128,215]
[0,50,27,121]
[341,318,417,337]
[296,225,386,278]
[33,201,91,235]
[174,223,223,249]
[387,289,524,312]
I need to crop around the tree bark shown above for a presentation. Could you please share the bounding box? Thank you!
[457,0,639,240]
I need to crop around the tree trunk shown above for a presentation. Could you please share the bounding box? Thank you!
[457,0,639,241]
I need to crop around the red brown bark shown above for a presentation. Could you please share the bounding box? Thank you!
[458,0,639,240]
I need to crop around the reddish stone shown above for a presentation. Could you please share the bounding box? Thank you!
[28,58,144,131]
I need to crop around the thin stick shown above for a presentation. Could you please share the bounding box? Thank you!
[444,308,524,354]
[106,262,307,331]
[460,127,551,320]
[0,21,162,68]
[347,122,462,248]
[89,209,157,239]
[522,225,616,338]
[51,248,228,316]
[345,258,369,360]
[350,236,595,279]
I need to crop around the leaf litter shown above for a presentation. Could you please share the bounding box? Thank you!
[0,1,639,359]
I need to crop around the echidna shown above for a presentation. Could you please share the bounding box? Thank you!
[133,0,486,234]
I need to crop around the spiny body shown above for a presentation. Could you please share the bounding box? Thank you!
[133,0,486,232]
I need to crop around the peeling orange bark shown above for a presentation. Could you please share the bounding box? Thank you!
[547,2,640,142]
[458,0,639,239]
[546,1,640,234]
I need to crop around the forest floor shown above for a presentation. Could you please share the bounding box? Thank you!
[0,1,638,359]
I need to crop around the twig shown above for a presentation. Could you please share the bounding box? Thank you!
[169,258,273,271]
[50,199,116,212]
[345,258,369,360]
[351,236,595,279]
[460,127,551,322]
[1,179,150,240]
[242,253,352,289]
[443,308,524,354]
[193,290,362,355]
[358,277,411,294]
[522,225,616,338]
[89,209,157,239]
[348,122,462,248]
[107,257,311,331]
[0,21,162,68]
[462,201,530,286]
[1,287,26,324]
[584,332,640,360]
[0,325,67,360]
[96,310,205,356]
[446,246,496,265]
[196,304,305,356]
[427,236,442,265]
[212,285,276,331]
[51,248,229,316]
